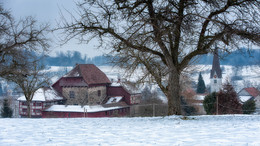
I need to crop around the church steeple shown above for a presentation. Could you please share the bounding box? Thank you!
[210,47,222,79]
[210,45,222,93]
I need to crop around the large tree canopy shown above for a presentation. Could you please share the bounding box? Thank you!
[0,5,49,77]
[0,5,50,117]
[59,0,260,115]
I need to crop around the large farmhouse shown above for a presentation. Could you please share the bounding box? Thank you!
[18,64,141,118]
[52,64,112,106]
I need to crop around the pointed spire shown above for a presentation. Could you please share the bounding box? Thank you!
[210,45,222,79]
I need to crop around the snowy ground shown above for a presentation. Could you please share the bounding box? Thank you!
[1,115,260,145]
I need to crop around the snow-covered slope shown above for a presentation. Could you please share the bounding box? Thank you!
[0,115,260,145]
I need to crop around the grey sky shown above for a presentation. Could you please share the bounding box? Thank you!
[2,0,105,58]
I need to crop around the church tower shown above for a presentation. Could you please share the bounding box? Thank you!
[210,47,222,93]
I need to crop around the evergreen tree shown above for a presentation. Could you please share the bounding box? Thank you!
[197,72,206,94]
[203,92,217,115]
[242,99,256,114]
[1,99,13,118]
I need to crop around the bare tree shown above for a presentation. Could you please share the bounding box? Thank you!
[0,5,50,117]
[58,0,260,115]
[0,5,49,77]
[4,60,50,118]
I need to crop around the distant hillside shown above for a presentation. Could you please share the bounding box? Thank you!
[196,48,260,66]
[41,51,113,66]
[39,48,259,67]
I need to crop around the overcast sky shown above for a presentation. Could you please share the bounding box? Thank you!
[1,0,105,58]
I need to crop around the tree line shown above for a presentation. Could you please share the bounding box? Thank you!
[196,48,260,66]
[41,51,113,67]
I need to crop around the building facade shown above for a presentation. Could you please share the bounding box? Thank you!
[52,64,111,106]
[17,87,64,117]
[43,64,141,118]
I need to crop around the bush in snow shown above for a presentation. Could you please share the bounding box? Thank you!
[242,99,256,114]
[181,96,197,116]
[203,92,217,115]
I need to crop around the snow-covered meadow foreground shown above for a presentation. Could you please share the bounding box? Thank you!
[1,115,260,145]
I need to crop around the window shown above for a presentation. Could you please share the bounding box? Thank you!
[22,108,27,113]
[34,102,42,106]
[69,91,75,98]
[214,80,217,84]
[34,109,41,113]
[98,90,101,97]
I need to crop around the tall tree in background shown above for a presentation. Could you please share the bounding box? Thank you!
[59,0,260,115]
[1,99,13,118]
[197,72,206,94]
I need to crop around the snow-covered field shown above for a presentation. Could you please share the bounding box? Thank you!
[1,115,260,145]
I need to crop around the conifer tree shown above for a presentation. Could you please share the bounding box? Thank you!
[217,81,242,114]
[203,92,217,115]
[242,99,256,114]
[1,99,13,118]
[197,72,206,94]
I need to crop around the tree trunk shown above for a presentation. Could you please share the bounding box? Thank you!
[27,100,31,118]
[167,71,182,115]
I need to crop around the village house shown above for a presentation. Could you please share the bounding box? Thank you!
[238,87,260,104]
[42,64,141,118]
[17,87,64,118]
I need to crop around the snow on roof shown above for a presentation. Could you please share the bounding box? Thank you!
[17,87,63,102]
[239,96,252,102]
[106,96,123,104]
[44,105,127,113]
[111,82,121,87]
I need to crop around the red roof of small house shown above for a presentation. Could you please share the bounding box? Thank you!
[244,87,260,98]
[65,64,111,85]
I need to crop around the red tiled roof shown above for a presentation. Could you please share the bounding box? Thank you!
[245,87,260,98]
[65,64,111,85]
